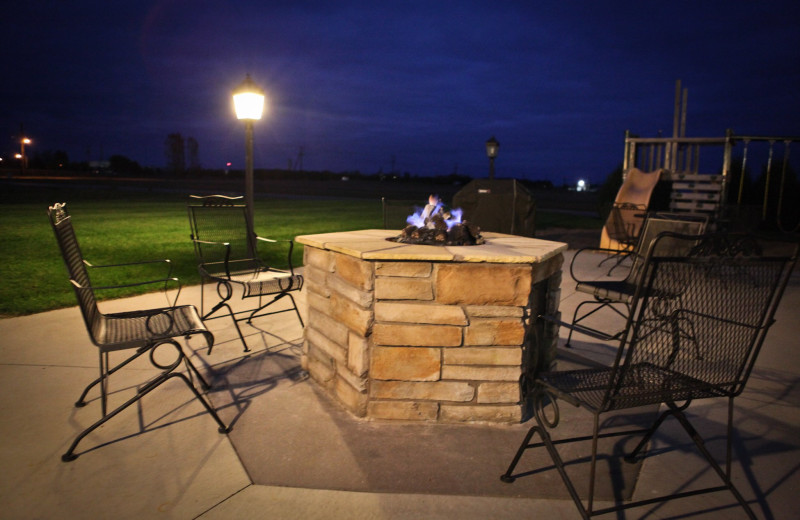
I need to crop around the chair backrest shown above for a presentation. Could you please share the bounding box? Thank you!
[187,195,257,266]
[624,214,707,284]
[47,203,102,341]
[605,232,798,411]
[605,202,647,245]
[601,168,662,250]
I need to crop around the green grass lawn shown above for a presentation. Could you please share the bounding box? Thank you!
[0,185,601,317]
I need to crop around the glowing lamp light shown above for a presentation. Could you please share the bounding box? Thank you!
[233,74,266,120]
[577,179,586,192]
[485,136,500,159]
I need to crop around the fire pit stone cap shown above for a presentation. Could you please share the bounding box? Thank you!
[296,229,567,263]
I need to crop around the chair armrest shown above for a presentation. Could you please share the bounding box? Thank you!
[570,246,630,282]
[83,257,180,300]
[255,235,297,274]
[539,313,622,343]
[70,276,182,307]
[85,257,174,279]
[192,239,231,247]
[192,239,236,278]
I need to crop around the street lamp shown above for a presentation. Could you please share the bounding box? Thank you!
[485,136,499,180]
[20,137,31,174]
[233,74,266,241]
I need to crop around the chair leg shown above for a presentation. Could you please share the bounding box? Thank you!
[62,340,230,462]
[99,351,108,416]
[247,293,286,323]
[668,400,758,519]
[624,402,688,462]
[182,351,213,390]
[500,412,593,519]
[246,291,305,329]
[499,424,538,483]
[622,399,757,519]
[199,277,206,316]
[501,396,760,519]
[286,292,304,328]
[203,299,251,353]
[75,347,149,409]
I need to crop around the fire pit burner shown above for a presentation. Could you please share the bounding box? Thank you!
[387,194,484,246]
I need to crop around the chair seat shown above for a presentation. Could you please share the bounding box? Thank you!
[203,268,303,299]
[541,362,730,413]
[94,305,211,351]
[575,279,636,302]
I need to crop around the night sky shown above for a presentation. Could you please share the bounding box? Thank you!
[2,1,799,185]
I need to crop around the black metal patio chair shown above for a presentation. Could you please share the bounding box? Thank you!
[598,167,663,274]
[563,213,707,348]
[500,231,798,519]
[47,203,229,462]
[187,195,304,352]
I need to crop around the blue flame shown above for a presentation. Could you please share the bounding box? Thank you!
[445,208,463,229]
[406,210,425,228]
[406,203,463,230]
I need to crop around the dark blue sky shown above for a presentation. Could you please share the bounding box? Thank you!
[2,1,799,185]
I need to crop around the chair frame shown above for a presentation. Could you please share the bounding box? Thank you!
[600,166,663,261]
[599,201,647,274]
[48,203,229,462]
[501,232,799,519]
[187,195,304,352]
[564,212,707,348]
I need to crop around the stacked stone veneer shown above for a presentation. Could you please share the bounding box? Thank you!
[301,246,563,424]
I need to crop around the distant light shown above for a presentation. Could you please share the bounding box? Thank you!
[226,162,232,167]
[15,153,22,159]
[22,137,31,144]
[233,74,265,120]
[577,179,586,192]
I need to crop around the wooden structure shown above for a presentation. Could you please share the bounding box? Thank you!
[622,80,800,229]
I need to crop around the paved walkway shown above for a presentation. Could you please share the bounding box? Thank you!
[1,248,798,519]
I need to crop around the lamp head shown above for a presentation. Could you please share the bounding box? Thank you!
[233,74,266,120]
[485,136,500,159]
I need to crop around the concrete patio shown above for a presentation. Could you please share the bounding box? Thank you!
[1,244,798,520]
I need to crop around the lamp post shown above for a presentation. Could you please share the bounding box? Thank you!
[232,74,266,240]
[485,136,499,180]
[20,136,31,174]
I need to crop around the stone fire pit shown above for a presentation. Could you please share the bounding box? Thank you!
[296,229,566,424]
